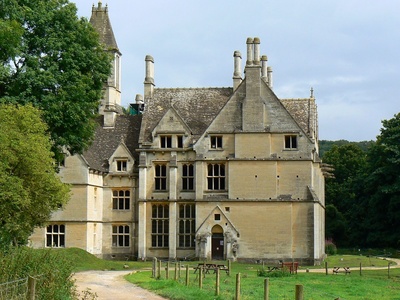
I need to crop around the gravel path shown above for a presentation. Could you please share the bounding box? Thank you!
[73,270,167,300]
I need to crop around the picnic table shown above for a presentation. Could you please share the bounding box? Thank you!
[333,266,351,274]
[193,263,229,274]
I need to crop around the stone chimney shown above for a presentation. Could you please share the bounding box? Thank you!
[242,37,264,131]
[261,55,268,83]
[246,37,254,66]
[244,37,262,97]
[144,55,154,97]
[233,51,242,91]
[267,66,273,89]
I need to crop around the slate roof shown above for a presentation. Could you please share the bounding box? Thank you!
[140,88,233,144]
[82,114,142,172]
[281,98,317,138]
[89,3,119,52]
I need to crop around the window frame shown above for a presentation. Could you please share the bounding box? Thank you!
[210,135,223,149]
[177,135,184,148]
[116,159,128,172]
[46,224,65,248]
[160,135,172,148]
[112,225,130,248]
[151,204,169,248]
[284,135,298,150]
[112,189,131,210]
[182,163,194,191]
[154,164,167,191]
[178,204,196,248]
[207,163,226,191]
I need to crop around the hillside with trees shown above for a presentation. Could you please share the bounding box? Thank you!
[320,113,400,249]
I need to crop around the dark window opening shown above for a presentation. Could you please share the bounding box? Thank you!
[285,135,298,149]
[160,136,172,148]
[210,136,223,149]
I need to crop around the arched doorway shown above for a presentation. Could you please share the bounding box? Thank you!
[211,225,224,260]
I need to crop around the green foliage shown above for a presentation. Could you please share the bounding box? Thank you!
[362,113,400,247]
[322,113,400,248]
[325,239,338,255]
[319,139,374,158]
[323,144,367,246]
[0,104,70,247]
[257,268,290,277]
[0,247,75,299]
[0,0,111,157]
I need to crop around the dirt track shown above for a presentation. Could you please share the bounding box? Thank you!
[74,270,167,300]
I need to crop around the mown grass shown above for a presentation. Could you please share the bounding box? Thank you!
[125,257,400,300]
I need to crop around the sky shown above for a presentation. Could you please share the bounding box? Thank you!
[72,0,399,142]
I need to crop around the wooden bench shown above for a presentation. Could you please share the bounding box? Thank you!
[333,267,351,274]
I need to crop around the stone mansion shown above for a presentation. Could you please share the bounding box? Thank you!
[30,2,326,265]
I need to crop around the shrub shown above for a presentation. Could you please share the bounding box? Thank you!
[257,268,290,278]
[325,239,338,255]
[0,247,75,299]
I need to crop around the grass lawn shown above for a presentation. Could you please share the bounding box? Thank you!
[53,248,399,299]
[125,257,400,300]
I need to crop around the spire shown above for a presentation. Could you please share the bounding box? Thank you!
[90,2,119,53]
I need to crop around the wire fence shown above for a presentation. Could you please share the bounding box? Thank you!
[0,277,28,300]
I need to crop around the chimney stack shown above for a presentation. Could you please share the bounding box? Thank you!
[261,55,268,83]
[246,38,254,66]
[253,37,260,65]
[233,51,242,90]
[144,55,154,97]
[267,66,273,89]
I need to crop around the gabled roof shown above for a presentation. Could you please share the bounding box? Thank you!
[82,115,142,172]
[140,88,233,144]
[281,98,318,139]
[89,2,119,52]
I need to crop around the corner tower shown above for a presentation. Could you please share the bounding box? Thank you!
[90,1,122,126]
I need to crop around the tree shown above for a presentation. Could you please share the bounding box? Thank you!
[322,144,368,246]
[0,0,111,158]
[0,104,70,247]
[362,113,400,247]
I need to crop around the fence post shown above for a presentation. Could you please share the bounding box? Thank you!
[235,272,241,300]
[359,262,362,276]
[199,267,203,289]
[185,265,189,286]
[166,262,169,279]
[228,259,232,276]
[152,257,157,278]
[295,284,304,300]
[174,263,178,281]
[388,262,391,279]
[325,262,328,275]
[157,260,161,279]
[27,276,36,300]
[264,278,269,300]
[215,268,220,296]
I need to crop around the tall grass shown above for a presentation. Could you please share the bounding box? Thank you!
[0,246,75,299]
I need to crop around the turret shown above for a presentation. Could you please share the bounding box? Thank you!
[90,1,122,126]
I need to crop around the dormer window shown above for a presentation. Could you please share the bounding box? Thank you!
[160,135,172,148]
[210,136,223,149]
[284,135,298,149]
[116,159,127,172]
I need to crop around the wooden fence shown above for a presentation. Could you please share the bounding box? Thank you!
[151,258,305,300]
[0,276,37,300]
